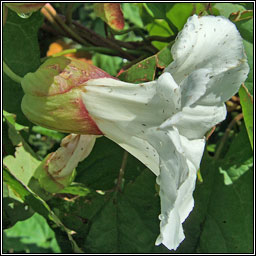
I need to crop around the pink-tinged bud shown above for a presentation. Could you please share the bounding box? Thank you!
[94,3,124,30]
[21,57,114,134]
[5,3,45,15]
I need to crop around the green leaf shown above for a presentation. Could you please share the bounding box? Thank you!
[84,170,171,253]
[219,123,253,184]
[3,168,51,218]
[3,10,43,125]
[145,3,174,19]
[3,145,40,186]
[92,53,123,76]
[48,169,170,253]
[235,16,253,95]
[239,86,253,149]
[3,122,15,156]
[142,3,178,49]
[175,151,253,253]
[213,3,246,18]
[3,110,28,133]
[121,3,143,27]
[46,137,169,253]
[146,19,173,49]
[3,182,34,229]
[242,40,253,95]
[193,3,210,15]
[3,168,84,253]
[118,42,173,83]
[234,16,253,42]
[76,137,145,190]
[166,3,193,30]
[3,213,61,253]
[3,110,39,164]
[3,110,28,146]
[239,3,254,10]
[199,158,253,253]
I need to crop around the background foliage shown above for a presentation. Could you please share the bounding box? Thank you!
[3,2,253,253]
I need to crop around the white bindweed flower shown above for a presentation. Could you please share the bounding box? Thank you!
[21,15,249,250]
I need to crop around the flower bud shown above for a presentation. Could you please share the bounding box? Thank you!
[34,134,97,193]
[21,56,114,135]
[94,3,124,30]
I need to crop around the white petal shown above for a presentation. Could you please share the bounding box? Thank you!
[151,128,205,250]
[196,63,249,105]
[161,103,226,140]
[179,68,209,108]
[160,68,227,139]
[165,15,249,88]
[82,73,181,175]
[179,134,205,171]
[97,121,161,176]
[161,15,249,140]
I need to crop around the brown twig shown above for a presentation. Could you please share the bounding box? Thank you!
[65,3,74,25]
[71,19,135,60]
[42,4,89,46]
[214,113,243,159]
[206,126,216,141]
[41,4,174,61]
[113,39,158,54]
[42,4,136,60]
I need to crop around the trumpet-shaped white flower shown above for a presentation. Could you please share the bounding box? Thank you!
[21,15,249,250]
[82,15,249,249]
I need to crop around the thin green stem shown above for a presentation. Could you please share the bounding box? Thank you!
[3,61,22,84]
[40,46,125,62]
[40,49,78,62]
[116,151,129,192]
